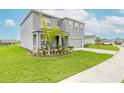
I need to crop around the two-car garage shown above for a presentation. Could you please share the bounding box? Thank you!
[69,37,83,48]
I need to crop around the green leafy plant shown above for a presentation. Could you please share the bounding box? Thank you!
[39,11,65,55]
[84,43,91,48]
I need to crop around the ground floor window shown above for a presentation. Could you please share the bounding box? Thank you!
[33,34,36,45]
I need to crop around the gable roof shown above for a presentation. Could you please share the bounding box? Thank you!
[20,10,62,25]
[20,10,85,25]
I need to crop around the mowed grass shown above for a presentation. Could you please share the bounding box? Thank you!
[0,46,112,82]
[121,80,124,83]
[88,44,119,51]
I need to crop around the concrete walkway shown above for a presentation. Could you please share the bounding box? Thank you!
[74,48,117,55]
[60,46,124,83]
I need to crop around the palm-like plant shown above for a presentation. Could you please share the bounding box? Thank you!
[50,26,65,45]
[39,11,65,55]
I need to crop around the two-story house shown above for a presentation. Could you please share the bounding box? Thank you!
[20,10,85,51]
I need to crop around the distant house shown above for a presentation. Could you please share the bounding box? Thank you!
[114,39,123,45]
[101,39,115,45]
[20,10,86,51]
[84,35,96,44]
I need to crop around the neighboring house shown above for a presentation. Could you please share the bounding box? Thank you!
[101,39,115,45]
[84,35,96,44]
[20,10,85,51]
[114,38,124,45]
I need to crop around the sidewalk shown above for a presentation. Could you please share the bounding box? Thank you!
[60,46,124,83]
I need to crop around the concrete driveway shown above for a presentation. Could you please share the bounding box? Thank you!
[74,48,118,55]
[60,46,124,83]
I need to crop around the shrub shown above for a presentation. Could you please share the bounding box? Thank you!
[84,43,91,48]
[68,46,74,50]
[43,50,48,55]
[30,45,71,57]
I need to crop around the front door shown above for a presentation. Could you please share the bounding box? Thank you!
[33,34,36,51]
[56,36,59,48]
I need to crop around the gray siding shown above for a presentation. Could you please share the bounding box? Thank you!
[21,11,86,51]
[20,13,33,51]
[62,18,85,47]
[69,37,83,48]
[61,19,69,32]
[33,12,40,30]
[33,13,61,30]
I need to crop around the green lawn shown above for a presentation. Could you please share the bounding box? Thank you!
[121,80,124,83]
[88,44,119,51]
[0,46,112,82]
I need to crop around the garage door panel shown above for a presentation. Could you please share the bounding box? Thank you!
[69,38,82,48]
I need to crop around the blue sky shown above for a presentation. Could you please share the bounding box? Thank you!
[0,9,124,40]
[0,9,29,40]
[85,9,124,39]
[86,9,124,19]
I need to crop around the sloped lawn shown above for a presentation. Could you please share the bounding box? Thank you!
[0,46,112,82]
[88,44,119,51]
[121,79,124,83]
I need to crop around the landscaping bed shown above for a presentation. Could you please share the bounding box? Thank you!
[0,46,112,82]
[30,47,71,57]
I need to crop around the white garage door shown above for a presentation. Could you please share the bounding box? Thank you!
[70,38,82,48]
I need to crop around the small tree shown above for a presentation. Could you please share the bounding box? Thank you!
[50,26,65,48]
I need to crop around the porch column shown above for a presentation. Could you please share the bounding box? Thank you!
[37,32,41,50]
[36,32,41,51]
[35,32,38,51]
[59,36,62,46]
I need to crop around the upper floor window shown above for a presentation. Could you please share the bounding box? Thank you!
[69,24,72,28]
[75,22,79,31]
[45,17,51,27]
[47,23,50,27]
[69,20,73,29]
[81,28,83,31]
[80,24,85,31]
[76,27,78,31]
[57,20,61,26]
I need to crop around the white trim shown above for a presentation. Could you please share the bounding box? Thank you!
[70,37,83,40]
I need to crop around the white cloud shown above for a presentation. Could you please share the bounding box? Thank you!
[35,9,89,21]
[4,19,16,27]
[113,29,123,33]
[85,32,94,35]
[119,9,124,14]
[61,9,89,20]
[86,15,124,34]
[103,16,124,25]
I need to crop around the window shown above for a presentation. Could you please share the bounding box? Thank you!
[57,20,61,26]
[69,24,71,28]
[80,24,85,31]
[76,26,78,31]
[69,20,73,28]
[33,34,36,45]
[47,23,50,27]
[75,22,79,31]
[76,27,78,30]
[45,17,51,27]
[81,28,83,31]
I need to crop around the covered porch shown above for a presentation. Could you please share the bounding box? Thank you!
[32,31,69,51]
